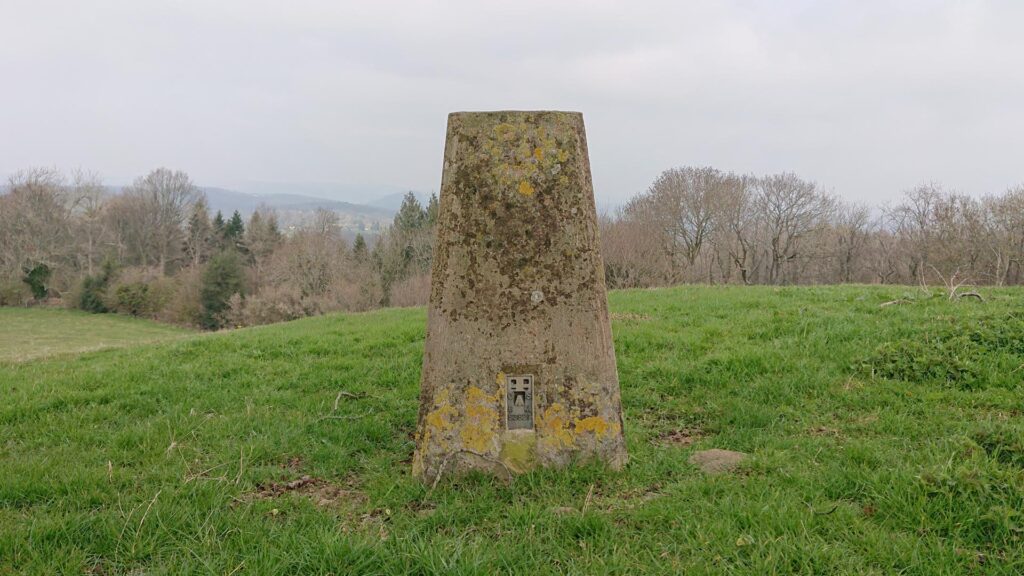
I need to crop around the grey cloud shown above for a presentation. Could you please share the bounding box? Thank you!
[2,0,1023,205]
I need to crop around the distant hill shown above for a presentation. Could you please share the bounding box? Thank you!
[199,187,393,239]
[201,187,391,219]
[227,181,409,206]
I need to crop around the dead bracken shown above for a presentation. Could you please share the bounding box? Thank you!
[657,428,704,446]
[246,475,366,508]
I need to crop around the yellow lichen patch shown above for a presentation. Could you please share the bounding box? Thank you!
[534,147,544,161]
[574,416,616,437]
[460,386,499,453]
[420,395,457,454]
[518,180,535,196]
[424,388,453,426]
[538,403,575,449]
[495,371,506,386]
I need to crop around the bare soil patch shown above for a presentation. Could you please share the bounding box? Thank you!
[247,475,366,508]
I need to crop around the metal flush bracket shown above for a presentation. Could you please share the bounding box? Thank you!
[506,374,534,430]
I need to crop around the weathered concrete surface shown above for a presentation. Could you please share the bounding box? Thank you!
[412,111,628,483]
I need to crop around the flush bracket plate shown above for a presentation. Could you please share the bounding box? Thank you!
[506,374,534,430]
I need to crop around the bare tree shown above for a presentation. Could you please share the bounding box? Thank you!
[0,168,74,292]
[120,168,200,273]
[833,203,872,283]
[753,173,836,284]
[982,186,1024,285]
[599,211,671,288]
[184,195,214,267]
[68,170,108,276]
[713,175,760,284]
[888,184,943,284]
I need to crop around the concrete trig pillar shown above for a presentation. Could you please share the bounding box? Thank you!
[412,111,627,483]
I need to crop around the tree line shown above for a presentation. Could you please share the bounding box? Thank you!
[600,166,1024,290]
[4,164,1023,329]
[0,167,436,328]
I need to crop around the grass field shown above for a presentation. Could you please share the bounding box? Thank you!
[0,307,191,363]
[2,286,1023,574]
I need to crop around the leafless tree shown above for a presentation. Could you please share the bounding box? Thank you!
[68,170,108,276]
[184,196,214,267]
[120,168,200,273]
[753,173,836,284]
[0,168,75,289]
[833,203,872,283]
[982,186,1024,285]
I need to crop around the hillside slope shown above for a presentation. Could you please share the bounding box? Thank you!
[1,286,1023,574]
[0,307,191,363]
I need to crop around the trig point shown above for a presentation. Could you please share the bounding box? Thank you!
[412,111,628,483]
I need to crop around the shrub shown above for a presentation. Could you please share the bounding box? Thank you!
[21,263,51,300]
[105,267,175,318]
[113,282,151,316]
[226,285,310,327]
[200,251,245,330]
[160,266,203,327]
[0,278,30,306]
[76,261,116,313]
[389,273,431,307]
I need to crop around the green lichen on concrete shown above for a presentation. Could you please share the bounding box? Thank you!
[499,431,537,474]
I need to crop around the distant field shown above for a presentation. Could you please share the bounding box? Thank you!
[0,307,191,363]
[1,286,1023,574]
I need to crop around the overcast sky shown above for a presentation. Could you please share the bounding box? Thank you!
[2,0,1023,206]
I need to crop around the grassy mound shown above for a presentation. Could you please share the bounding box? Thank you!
[2,286,1023,574]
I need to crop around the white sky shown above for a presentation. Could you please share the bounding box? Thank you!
[2,0,1023,205]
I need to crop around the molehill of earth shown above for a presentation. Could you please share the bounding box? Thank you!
[412,111,628,483]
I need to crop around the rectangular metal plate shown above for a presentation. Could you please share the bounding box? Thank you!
[506,374,534,430]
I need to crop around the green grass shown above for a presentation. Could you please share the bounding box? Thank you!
[0,307,191,363]
[2,286,1023,574]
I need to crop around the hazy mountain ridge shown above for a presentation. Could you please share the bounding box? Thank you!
[200,187,392,218]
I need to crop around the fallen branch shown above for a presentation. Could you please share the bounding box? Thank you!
[879,299,910,308]
[333,390,367,410]
[314,411,372,423]
[312,390,377,423]
[956,291,985,302]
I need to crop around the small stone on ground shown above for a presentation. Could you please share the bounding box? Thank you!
[689,449,748,474]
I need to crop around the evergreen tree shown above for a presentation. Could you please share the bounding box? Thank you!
[352,233,368,263]
[77,259,116,313]
[248,210,262,236]
[224,210,245,248]
[21,263,51,300]
[212,210,226,245]
[200,250,245,330]
[394,192,426,233]
[245,208,283,285]
[426,193,440,226]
